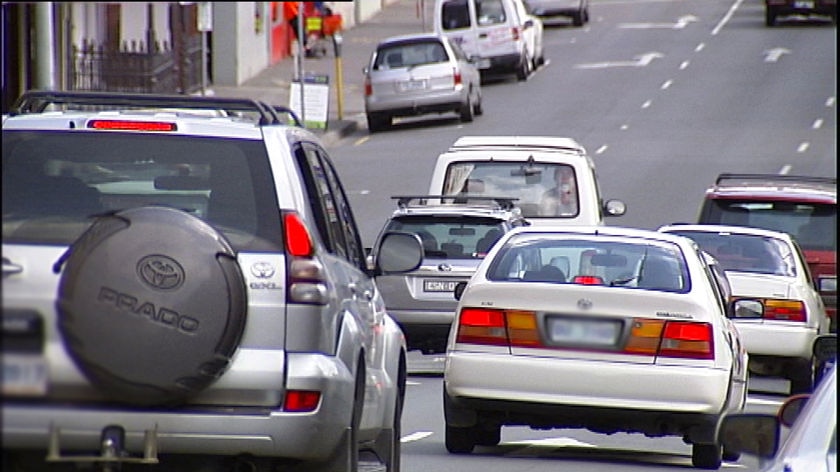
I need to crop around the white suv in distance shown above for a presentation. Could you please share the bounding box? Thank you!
[368,195,529,354]
[402,225,749,469]
[427,135,626,225]
[659,223,830,394]
[1,91,418,472]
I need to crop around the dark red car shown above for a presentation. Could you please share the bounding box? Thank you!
[697,173,837,332]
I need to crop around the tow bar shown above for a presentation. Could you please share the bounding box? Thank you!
[46,423,159,471]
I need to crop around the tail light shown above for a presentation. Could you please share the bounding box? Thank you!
[364,77,372,96]
[88,120,176,131]
[764,299,807,322]
[454,309,714,359]
[572,275,604,285]
[284,390,321,412]
[453,68,462,86]
[283,211,328,305]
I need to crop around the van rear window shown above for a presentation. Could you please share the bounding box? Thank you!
[442,0,471,29]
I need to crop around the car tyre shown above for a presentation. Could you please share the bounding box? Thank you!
[692,443,723,470]
[367,112,389,133]
[473,89,484,116]
[789,357,816,394]
[56,206,247,405]
[445,424,476,454]
[475,425,501,447]
[573,10,584,26]
[515,56,530,81]
[765,7,777,26]
[459,94,474,122]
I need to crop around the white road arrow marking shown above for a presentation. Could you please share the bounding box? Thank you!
[619,15,698,29]
[763,47,791,62]
[575,52,663,69]
[507,437,598,448]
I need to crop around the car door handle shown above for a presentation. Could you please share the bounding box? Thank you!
[2,257,23,276]
[478,33,487,38]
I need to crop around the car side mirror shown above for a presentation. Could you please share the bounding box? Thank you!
[374,231,423,274]
[524,19,534,28]
[362,66,369,74]
[604,199,626,217]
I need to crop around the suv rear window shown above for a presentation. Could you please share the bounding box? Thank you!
[2,130,283,251]
[704,200,836,252]
[375,40,448,69]
[385,215,506,259]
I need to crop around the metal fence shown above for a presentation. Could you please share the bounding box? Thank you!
[71,36,202,94]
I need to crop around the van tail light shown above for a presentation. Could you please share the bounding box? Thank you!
[572,275,604,285]
[454,309,714,360]
[453,68,462,86]
[658,321,714,359]
[283,211,328,305]
[511,27,520,40]
[764,299,806,322]
[364,77,372,96]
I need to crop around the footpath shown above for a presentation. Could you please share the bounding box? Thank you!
[207,0,437,145]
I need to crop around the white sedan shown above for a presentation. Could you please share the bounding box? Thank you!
[440,225,749,470]
[659,224,830,394]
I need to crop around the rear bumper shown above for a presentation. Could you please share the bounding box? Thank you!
[736,322,818,358]
[1,352,355,461]
[365,88,467,115]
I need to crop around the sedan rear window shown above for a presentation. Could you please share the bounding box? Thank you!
[487,234,689,292]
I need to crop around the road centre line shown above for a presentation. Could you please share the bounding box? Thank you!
[797,142,810,153]
[695,43,705,52]
[661,80,673,90]
[779,165,792,175]
[679,60,690,70]
[827,96,836,107]
[813,119,823,129]
[641,100,652,109]
[595,145,608,154]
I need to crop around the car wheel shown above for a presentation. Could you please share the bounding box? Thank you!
[583,7,590,23]
[445,424,477,454]
[459,93,474,122]
[692,443,723,470]
[765,8,777,26]
[367,112,389,133]
[515,56,530,81]
[572,10,584,26]
[382,357,406,472]
[475,425,501,446]
[722,447,741,462]
[789,358,816,394]
[56,206,247,405]
[473,89,484,116]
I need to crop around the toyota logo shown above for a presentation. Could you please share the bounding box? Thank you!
[251,262,275,278]
[438,264,452,272]
[137,255,185,290]
[577,298,593,310]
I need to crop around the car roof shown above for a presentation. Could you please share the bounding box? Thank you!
[389,195,523,221]
[705,173,837,203]
[658,223,795,240]
[446,135,586,155]
[503,225,694,246]
[378,32,447,46]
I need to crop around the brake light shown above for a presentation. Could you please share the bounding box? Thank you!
[453,68,462,86]
[659,321,714,359]
[364,77,372,96]
[764,299,806,322]
[284,390,321,412]
[573,275,604,285]
[284,212,313,257]
[456,307,508,345]
[283,211,327,305]
[511,27,520,40]
[88,119,176,131]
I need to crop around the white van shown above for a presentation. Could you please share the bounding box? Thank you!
[427,136,627,226]
[434,0,544,81]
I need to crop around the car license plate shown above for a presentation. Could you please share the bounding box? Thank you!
[793,1,814,8]
[424,280,459,292]
[2,355,47,395]
[477,59,491,69]
[399,80,427,92]
[548,317,621,346]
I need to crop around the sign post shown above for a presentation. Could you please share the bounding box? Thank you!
[289,74,329,129]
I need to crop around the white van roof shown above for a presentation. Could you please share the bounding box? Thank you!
[447,136,586,155]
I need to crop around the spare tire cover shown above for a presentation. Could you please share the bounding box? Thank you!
[57,206,247,405]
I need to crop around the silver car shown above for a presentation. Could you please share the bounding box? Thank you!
[368,195,528,354]
[524,0,589,26]
[363,32,483,132]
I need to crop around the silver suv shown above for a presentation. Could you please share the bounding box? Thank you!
[368,195,528,354]
[1,91,418,472]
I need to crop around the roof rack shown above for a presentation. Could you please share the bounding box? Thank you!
[11,90,303,127]
[391,195,518,211]
[715,173,836,186]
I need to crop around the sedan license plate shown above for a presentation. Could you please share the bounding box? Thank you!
[548,317,621,346]
[423,280,459,292]
[793,1,814,8]
[2,355,47,396]
[399,79,427,92]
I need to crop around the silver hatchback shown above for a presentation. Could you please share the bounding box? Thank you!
[363,33,483,132]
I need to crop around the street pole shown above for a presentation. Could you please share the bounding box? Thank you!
[333,33,344,120]
[297,1,305,126]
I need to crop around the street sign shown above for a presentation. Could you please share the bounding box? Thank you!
[289,74,330,129]
[197,2,212,32]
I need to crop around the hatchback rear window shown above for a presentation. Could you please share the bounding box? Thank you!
[2,130,283,251]
[375,41,449,70]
